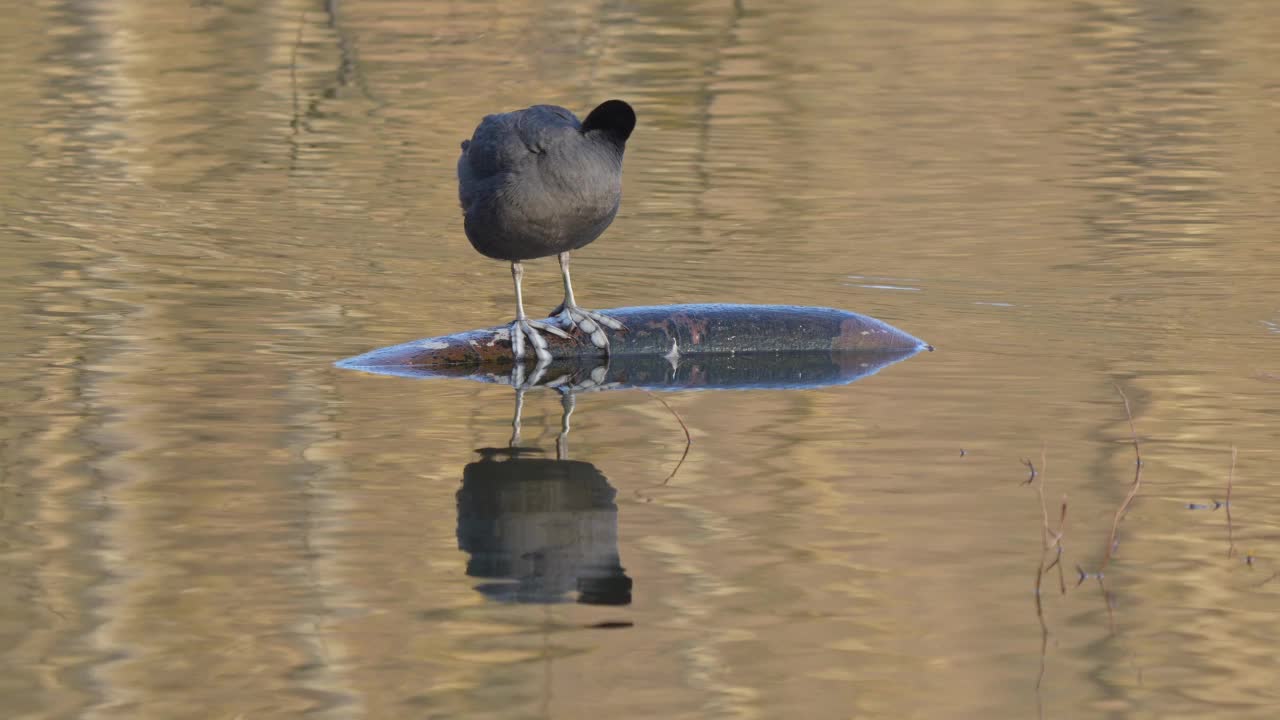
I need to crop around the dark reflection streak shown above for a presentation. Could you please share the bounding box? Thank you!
[17,1,135,714]
[541,605,553,720]
[1062,0,1227,273]
[290,12,307,136]
[287,1,379,171]
[285,364,360,714]
[1060,0,1221,685]
[325,0,379,105]
[1093,578,1145,688]
[1058,384,1149,706]
[287,10,311,173]
[691,0,746,210]
[1225,445,1236,559]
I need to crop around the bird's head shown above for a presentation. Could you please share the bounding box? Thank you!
[582,100,636,149]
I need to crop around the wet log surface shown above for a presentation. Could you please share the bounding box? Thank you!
[338,303,932,372]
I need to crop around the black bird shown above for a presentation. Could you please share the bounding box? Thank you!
[458,100,637,363]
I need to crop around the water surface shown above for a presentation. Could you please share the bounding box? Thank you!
[3,1,1280,718]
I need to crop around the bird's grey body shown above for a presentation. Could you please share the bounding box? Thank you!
[458,105,624,261]
[457,100,636,363]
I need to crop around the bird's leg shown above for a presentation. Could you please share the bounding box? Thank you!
[551,251,624,351]
[510,261,570,364]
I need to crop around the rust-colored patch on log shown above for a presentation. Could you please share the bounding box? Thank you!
[655,311,708,349]
[691,317,711,346]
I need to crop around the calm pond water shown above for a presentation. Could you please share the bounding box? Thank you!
[3,1,1280,718]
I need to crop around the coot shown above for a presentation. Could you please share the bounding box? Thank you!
[458,99,637,362]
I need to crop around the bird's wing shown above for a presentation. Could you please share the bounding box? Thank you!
[516,105,581,152]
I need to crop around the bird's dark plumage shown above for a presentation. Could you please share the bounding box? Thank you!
[458,100,636,261]
[456,99,636,363]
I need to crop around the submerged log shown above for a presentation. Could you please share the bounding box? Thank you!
[338,303,931,371]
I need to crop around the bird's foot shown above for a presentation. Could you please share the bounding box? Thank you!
[550,303,625,350]
[510,317,571,364]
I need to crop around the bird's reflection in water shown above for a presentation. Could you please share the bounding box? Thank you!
[359,347,926,608]
[456,389,632,605]
[448,348,920,605]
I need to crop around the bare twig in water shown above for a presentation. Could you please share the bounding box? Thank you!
[1226,445,1237,559]
[1028,444,1068,584]
[1116,383,1141,467]
[1034,562,1049,694]
[1029,444,1068,693]
[1048,496,1069,594]
[1099,385,1143,575]
[1080,385,1147,638]
[644,390,692,485]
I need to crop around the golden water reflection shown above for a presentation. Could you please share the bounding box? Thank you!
[3,0,1280,718]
